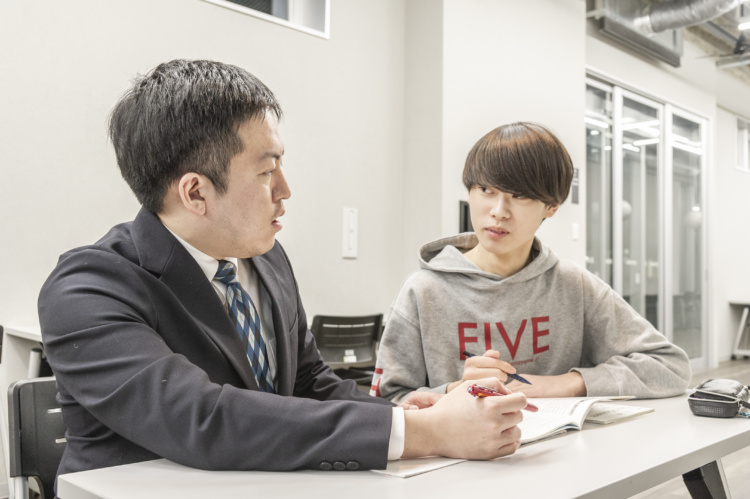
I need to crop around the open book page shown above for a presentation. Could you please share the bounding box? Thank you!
[584,403,654,424]
[519,412,583,444]
[519,396,635,444]
[370,457,466,478]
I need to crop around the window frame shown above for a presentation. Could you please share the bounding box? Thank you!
[202,0,330,39]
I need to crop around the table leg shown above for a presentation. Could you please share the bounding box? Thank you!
[682,460,730,499]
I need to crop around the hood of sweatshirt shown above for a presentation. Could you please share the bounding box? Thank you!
[418,233,559,284]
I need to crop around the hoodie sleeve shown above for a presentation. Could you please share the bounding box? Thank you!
[371,287,446,401]
[574,269,692,398]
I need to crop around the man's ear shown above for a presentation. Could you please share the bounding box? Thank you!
[177,173,211,216]
[544,204,560,219]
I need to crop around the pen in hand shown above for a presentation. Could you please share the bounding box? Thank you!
[468,384,538,412]
[462,350,532,385]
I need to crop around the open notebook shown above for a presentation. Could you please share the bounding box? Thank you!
[518,396,653,444]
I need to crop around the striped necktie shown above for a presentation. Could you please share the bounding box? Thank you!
[214,260,275,393]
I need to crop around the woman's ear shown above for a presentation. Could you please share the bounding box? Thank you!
[544,204,560,219]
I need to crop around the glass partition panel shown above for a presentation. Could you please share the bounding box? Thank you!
[671,113,704,359]
[586,75,708,368]
[620,96,661,328]
[585,83,613,284]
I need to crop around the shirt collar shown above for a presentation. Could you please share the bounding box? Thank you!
[163,225,238,283]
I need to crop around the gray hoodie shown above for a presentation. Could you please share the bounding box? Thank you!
[371,234,691,401]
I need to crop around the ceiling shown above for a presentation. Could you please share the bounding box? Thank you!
[589,0,750,83]
[686,9,750,84]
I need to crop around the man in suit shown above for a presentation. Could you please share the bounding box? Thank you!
[38,60,527,483]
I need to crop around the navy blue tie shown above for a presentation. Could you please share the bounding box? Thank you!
[214,260,275,393]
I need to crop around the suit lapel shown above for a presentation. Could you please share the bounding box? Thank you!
[251,255,293,395]
[130,209,258,390]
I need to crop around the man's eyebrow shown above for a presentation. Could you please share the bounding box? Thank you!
[259,149,284,160]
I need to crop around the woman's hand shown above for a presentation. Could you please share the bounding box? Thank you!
[446,350,517,392]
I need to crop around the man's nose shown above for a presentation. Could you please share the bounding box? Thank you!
[274,169,291,201]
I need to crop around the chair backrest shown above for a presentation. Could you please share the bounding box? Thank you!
[7,376,67,499]
[311,314,383,369]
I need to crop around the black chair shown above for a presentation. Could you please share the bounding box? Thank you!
[311,314,383,384]
[7,376,67,499]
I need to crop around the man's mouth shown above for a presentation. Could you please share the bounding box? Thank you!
[271,208,285,228]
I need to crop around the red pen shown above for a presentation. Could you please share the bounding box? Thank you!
[468,384,539,412]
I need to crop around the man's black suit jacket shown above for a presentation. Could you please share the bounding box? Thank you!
[38,209,393,478]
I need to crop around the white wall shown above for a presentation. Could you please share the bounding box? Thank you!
[402,0,444,276]
[0,0,408,326]
[712,106,750,359]
[441,0,587,264]
[711,68,750,362]
[2,0,749,363]
[402,0,588,269]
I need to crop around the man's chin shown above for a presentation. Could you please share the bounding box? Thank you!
[246,237,277,258]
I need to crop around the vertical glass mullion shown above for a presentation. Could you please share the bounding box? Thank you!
[663,104,674,343]
[639,147,647,316]
[612,87,624,296]
[657,108,666,335]
[602,131,611,282]
[700,115,709,366]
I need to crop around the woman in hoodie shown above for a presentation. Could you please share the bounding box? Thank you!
[371,122,690,402]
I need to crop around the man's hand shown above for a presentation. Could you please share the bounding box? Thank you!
[505,371,586,398]
[446,350,516,392]
[402,378,525,460]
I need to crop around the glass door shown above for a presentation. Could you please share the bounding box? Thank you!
[585,81,613,284]
[666,106,707,364]
[614,89,663,330]
[584,77,709,368]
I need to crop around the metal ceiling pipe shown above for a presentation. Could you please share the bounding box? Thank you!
[701,19,742,46]
[716,53,750,67]
[635,0,745,34]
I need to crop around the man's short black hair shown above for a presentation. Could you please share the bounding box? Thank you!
[109,59,282,212]
[462,122,573,207]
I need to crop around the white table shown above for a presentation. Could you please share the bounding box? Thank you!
[58,395,750,499]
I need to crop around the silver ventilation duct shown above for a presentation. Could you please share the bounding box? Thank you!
[635,0,745,34]
[590,0,750,73]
